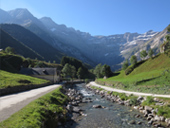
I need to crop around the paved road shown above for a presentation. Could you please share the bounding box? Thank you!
[88,82,170,98]
[0,84,61,122]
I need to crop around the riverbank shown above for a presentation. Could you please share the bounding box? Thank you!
[87,82,170,127]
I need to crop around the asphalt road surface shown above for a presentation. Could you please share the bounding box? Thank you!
[0,84,61,122]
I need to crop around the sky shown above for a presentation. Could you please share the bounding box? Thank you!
[0,0,170,36]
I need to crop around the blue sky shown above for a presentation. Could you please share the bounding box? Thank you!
[1,0,170,36]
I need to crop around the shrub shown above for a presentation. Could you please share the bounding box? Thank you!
[85,79,90,84]
[125,66,134,75]
[142,96,155,106]
[129,96,138,106]
[157,105,170,118]
[119,93,128,100]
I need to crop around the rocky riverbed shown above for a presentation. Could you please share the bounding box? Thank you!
[58,83,160,128]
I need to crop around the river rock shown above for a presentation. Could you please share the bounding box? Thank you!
[139,106,144,110]
[134,106,139,109]
[66,104,73,111]
[148,118,154,125]
[165,118,170,125]
[145,106,153,112]
[118,101,124,105]
[135,114,140,118]
[73,107,81,113]
[128,120,136,124]
[155,102,164,106]
[124,100,130,106]
[137,96,144,102]
[93,104,102,108]
[137,121,142,124]
[71,101,78,106]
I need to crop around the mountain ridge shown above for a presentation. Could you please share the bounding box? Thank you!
[0,8,168,70]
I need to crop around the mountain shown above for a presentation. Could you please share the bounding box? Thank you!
[0,9,12,23]
[0,28,43,60]
[0,24,65,63]
[0,8,168,70]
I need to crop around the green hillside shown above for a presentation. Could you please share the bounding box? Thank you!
[0,70,49,89]
[97,52,170,94]
[0,51,62,73]
[0,24,65,63]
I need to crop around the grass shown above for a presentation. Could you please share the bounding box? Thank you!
[0,70,49,89]
[0,86,68,128]
[97,53,170,94]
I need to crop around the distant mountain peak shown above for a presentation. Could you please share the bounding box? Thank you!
[8,8,32,17]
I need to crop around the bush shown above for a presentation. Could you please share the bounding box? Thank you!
[85,79,90,84]
[142,96,155,106]
[125,66,134,75]
[157,105,170,118]
[119,93,128,100]
[129,96,138,106]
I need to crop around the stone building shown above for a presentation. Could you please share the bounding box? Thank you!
[20,68,61,83]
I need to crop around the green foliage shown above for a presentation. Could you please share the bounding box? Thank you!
[125,66,134,75]
[77,67,84,79]
[140,50,147,60]
[61,56,83,70]
[0,52,62,72]
[60,56,93,79]
[129,96,138,106]
[0,87,68,128]
[122,59,129,70]
[101,64,112,77]
[142,96,155,106]
[167,24,170,32]
[5,46,15,54]
[94,64,103,78]
[130,55,137,65]
[85,79,90,84]
[62,63,76,79]
[148,48,154,58]
[118,93,128,100]
[157,104,170,118]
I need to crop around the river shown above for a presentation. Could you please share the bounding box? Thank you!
[68,83,153,128]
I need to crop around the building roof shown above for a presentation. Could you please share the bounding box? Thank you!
[20,68,57,75]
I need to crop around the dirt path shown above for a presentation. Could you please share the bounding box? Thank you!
[88,82,170,98]
[0,84,61,122]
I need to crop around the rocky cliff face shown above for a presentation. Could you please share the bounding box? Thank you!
[0,8,168,70]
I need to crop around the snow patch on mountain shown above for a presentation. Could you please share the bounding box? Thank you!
[51,28,56,32]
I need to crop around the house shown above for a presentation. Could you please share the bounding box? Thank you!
[20,68,61,83]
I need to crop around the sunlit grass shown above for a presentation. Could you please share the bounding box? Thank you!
[97,53,170,94]
[0,70,49,89]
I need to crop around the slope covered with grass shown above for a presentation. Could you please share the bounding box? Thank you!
[97,53,170,94]
[0,70,49,89]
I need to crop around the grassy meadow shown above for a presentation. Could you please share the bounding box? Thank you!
[97,53,170,94]
[0,70,49,89]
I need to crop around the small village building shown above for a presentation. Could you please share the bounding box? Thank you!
[20,68,61,83]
